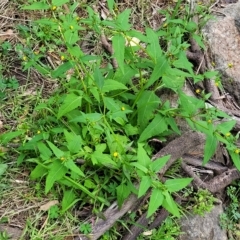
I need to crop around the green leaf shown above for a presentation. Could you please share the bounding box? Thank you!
[217,120,236,134]
[52,62,73,78]
[149,155,170,173]
[45,160,67,194]
[63,30,80,45]
[138,176,152,198]
[64,130,82,153]
[57,93,82,119]
[162,74,185,91]
[116,183,131,208]
[0,131,23,144]
[137,143,151,167]
[116,9,131,31]
[124,124,139,136]
[204,71,219,79]
[147,188,164,218]
[0,164,8,177]
[52,0,70,7]
[130,162,148,173]
[64,160,85,177]
[37,142,52,161]
[203,134,218,165]
[61,189,77,213]
[84,179,96,189]
[46,141,64,158]
[91,152,118,169]
[139,115,168,143]
[107,0,115,11]
[104,97,120,112]
[93,68,104,90]
[229,150,240,170]
[102,79,128,92]
[22,2,49,10]
[30,164,47,179]
[112,34,125,73]
[172,53,193,75]
[165,178,192,193]
[146,28,162,61]
[90,87,100,103]
[192,33,205,49]
[137,91,161,131]
[145,55,168,88]
[162,191,180,217]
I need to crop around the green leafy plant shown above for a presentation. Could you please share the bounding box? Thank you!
[1,0,240,226]
[138,216,182,240]
[79,222,92,235]
[192,189,215,216]
[0,230,11,240]
[220,182,240,239]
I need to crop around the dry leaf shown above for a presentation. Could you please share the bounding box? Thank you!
[40,200,59,211]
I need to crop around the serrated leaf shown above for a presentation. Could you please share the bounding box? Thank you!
[165,178,192,193]
[64,160,85,177]
[52,0,70,6]
[217,120,236,134]
[139,115,167,143]
[149,155,170,173]
[45,160,67,194]
[91,152,118,169]
[52,62,73,78]
[37,142,52,161]
[130,162,148,173]
[203,134,218,165]
[138,176,152,198]
[137,91,161,131]
[162,74,185,91]
[102,79,128,92]
[162,191,180,217]
[30,164,47,179]
[22,2,49,10]
[172,53,193,75]
[204,71,219,79]
[62,190,77,213]
[93,68,104,89]
[47,141,64,158]
[104,97,120,112]
[147,188,164,218]
[116,183,131,208]
[64,130,82,153]
[116,9,131,31]
[137,143,151,167]
[145,55,168,88]
[229,150,240,171]
[146,28,162,61]
[57,94,82,119]
[112,34,125,73]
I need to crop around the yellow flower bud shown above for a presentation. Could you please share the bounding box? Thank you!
[121,107,125,111]
[60,55,65,61]
[225,132,231,137]
[52,6,57,11]
[22,56,27,61]
[113,152,118,157]
[228,63,233,68]
[234,149,240,154]
[37,130,41,134]
[69,25,74,30]
[195,89,201,94]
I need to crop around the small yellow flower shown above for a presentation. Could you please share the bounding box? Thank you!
[76,17,80,21]
[113,152,118,157]
[37,130,41,134]
[228,63,233,68]
[69,25,74,30]
[225,132,231,137]
[163,23,168,28]
[215,82,219,87]
[52,5,57,11]
[180,5,184,10]
[121,106,125,111]
[207,119,212,124]
[22,56,27,61]
[195,89,201,94]
[34,51,39,55]
[60,157,65,161]
[60,55,65,61]
[211,62,216,67]
[234,149,240,154]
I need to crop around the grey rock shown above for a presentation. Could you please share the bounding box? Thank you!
[202,1,240,105]
[178,204,227,240]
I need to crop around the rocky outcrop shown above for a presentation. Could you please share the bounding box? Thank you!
[179,204,227,240]
[203,1,240,105]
